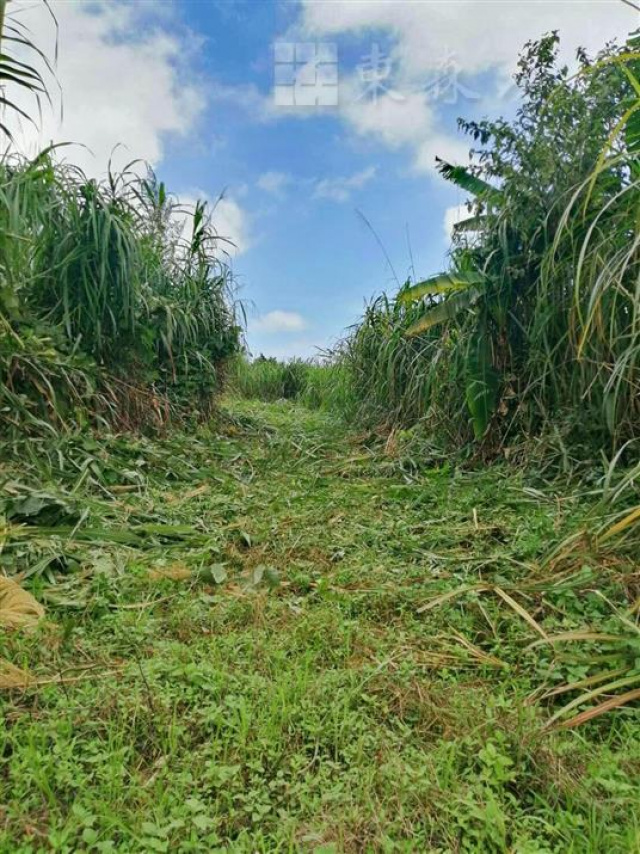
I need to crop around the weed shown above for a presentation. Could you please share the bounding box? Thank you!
[0,400,638,851]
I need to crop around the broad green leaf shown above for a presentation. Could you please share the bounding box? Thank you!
[4,493,78,526]
[210,563,228,584]
[435,157,502,204]
[193,563,227,584]
[624,102,640,156]
[453,214,488,233]
[398,272,485,304]
[465,326,500,439]
[405,287,479,336]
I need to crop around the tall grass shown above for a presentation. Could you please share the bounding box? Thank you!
[0,151,240,433]
[229,355,352,413]
[230,356,311,401]
[334,33,639,460]
[322,33,640,727]
[0,2,239,435]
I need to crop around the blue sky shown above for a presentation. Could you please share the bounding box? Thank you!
[12,0,637,359]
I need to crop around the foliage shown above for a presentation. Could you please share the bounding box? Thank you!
[229,355,350,412]
[0,399,639,851]
[0,0,56,141]
[0,11,638,849]
[0,151,240,433]
[0,4,239,435]
[338,32,640,456]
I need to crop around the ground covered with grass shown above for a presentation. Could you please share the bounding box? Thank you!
[1,400,639,852]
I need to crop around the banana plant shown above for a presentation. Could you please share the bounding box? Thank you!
[397,159,504,439]
[397,158,504,336]
[398,270,486,336]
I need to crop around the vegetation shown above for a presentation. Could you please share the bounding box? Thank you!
[0,153,240,434]
[337,33,639,456]
[1,400,640,851]
[0,3,239,435]
[0,7,639,851]
[229,355,350,412]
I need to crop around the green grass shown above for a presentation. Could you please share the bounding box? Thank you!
[1,399,639,852]
[0,3,241,438]
[0,151,239,436]
[228,357,352,415]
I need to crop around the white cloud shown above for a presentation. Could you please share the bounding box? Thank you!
[249,311,308,334]
[294,0,635,175]
[257,171,292,196]
[337,78,466,176]
[211,197,251,256]
[6,0,205,176]
[301,1,634,80]
[340,82,434,149]
[209,80,273,119]
[313,165,377,202]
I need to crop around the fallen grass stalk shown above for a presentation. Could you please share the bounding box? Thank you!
[0,399,637,850]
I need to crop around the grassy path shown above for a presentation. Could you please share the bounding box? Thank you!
[1,401,639,851]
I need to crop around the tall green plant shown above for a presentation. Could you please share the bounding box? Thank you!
[397,160,505,438]
[0,150,240,433]
[386,32,640,449]
[0,0,55,140]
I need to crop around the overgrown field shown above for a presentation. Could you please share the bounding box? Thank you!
[325,33,640,455]
[1,5,240,436]
[0,9,639,851]
[1,400,639,852]
[0,154,240,435]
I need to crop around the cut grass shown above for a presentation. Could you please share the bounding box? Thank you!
[0,399,638,852]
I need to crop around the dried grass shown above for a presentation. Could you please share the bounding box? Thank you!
[0,576,45,628]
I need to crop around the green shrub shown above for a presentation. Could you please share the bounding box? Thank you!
[333,33,640,459]
[0,154,240,434]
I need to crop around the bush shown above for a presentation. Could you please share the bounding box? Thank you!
[333,33,640,458]
[0,153,240,434]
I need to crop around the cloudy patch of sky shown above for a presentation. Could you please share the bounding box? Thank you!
[7,0,636,358]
